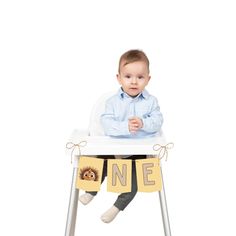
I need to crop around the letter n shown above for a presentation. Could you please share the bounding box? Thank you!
[107,159,132,193]
[112,164,127,186]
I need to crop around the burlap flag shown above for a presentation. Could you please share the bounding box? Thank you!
[107,159,132,193]
[136,158,162,192]
[76,156,104,191]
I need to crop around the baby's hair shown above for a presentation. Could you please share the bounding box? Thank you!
[118,49,150,73]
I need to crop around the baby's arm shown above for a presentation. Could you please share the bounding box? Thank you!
[141,98,163,133]
[101,100,130,137]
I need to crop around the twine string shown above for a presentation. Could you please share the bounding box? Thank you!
[153,142,174,161]
[66,141,87,163]
[66,141,173,162]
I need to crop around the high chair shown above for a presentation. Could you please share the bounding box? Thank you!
[65,92,172,236]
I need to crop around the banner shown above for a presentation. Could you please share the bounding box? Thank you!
[136,158,162,192]
[76,156,104,191]
[107,159,132,193]
[76,157,162,192]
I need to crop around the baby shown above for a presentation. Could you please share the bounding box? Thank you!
[79,49,163,223]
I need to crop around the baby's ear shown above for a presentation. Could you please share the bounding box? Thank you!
[116,74,121,84]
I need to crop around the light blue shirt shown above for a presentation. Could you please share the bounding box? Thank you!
[100,88,163,138]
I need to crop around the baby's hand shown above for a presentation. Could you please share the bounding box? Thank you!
[128,117,143,133]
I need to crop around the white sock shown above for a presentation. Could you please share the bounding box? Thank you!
[79,193,94,205]
[101,206,120,223]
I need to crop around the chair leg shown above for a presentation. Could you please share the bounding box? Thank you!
[65,167,79,236]
[159,167,172,236]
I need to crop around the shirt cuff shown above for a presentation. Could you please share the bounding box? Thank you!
[141,118,151,132]
[119,121,130,136]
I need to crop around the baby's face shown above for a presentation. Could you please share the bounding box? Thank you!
[117,61,150,97]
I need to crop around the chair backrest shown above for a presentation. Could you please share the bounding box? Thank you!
[88,91,116,136]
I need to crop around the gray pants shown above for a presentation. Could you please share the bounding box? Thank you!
[87,155,146,211]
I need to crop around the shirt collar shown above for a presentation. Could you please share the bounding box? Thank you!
[118,87,150,100]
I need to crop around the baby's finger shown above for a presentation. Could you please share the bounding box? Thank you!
[130,120,138,124]
[131,126,139,131]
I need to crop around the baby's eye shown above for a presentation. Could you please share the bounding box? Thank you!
[138,76,144,79]
[125,75,131,79]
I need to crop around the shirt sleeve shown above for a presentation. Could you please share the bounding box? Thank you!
[141,97,163,133]
[100,99,130,137]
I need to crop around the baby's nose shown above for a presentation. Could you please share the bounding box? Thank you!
[131,77,137,83]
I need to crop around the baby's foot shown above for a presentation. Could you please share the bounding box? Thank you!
[101,206,120,223]
[79,193,94,205]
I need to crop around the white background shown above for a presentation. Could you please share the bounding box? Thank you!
[0,0,236,235]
